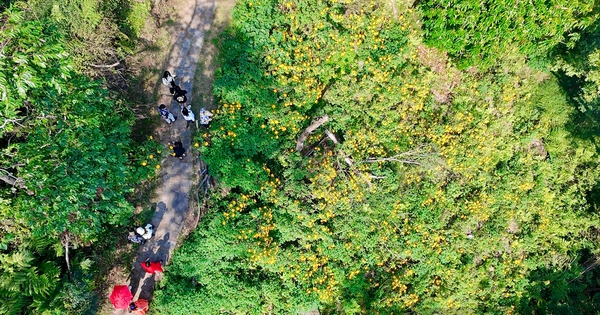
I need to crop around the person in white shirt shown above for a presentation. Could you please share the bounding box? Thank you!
[135,223,155,240]
[181,105,195,128]
[199,108,213,128]
[162,71,176,94]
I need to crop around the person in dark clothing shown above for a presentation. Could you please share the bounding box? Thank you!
[170,141,186,160]
[162,71,174,84]
[162,71,176,94]
[173,86,188,108]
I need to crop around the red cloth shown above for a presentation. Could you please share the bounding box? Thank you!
[141,261,163,274]
[133,299,148,315]
[109,285,132,309]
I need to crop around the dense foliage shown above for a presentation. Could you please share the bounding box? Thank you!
[417,0,600,69]
[27,0,150,72]
[154,0,600,313]
[0,3,157,314]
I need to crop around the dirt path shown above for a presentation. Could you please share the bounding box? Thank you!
[112,0,216,313]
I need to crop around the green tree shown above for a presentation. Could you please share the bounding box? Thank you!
[154,0,600,313]
[416,0,600,68]
[550,20,600,112]
[0,5,158,314]
[24,0,151,73]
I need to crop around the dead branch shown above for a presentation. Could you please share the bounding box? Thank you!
[357,144,435,166]
[296,115,329,151]
[0,168,24,187]
[0,168,34,195]
[324,129,354,166]
[324,129,338,143]
[364,157,423,166]
[389,0,398,19]
[88,60,122,68]
[302,135,328,157]
[60,231,72,279]
[0,117,24,130]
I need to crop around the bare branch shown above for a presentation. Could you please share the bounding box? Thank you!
[324,129,338,143]
[296,115,329,151]
[363,157,423,166]
[0,168,23,187]
[389,0,398,19]
[88,60,122,68]
[60,231,72,279]
[357,144,435,166]
[325,129,354,166]
[0,117,24,130]
[0,168,33,195]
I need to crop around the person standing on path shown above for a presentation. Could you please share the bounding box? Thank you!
[158,104,176,124]
[162,71,177,94]
[181,105,195,128]
[173,86,188,108]
[136,223,155,241]
[199,108,214,128]
[128,299,149,315]
[170,141,186,160]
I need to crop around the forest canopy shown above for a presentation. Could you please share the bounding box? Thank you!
[153,0,600,314]
[2,0,600,313]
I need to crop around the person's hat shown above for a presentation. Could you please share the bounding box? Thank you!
[136,227,145,235]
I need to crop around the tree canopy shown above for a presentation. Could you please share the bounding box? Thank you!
[153,0,600,313]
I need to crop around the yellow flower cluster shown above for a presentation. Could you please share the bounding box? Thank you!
[223,199,249,221]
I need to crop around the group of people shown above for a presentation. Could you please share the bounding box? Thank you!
[158,70,215,160]
[127,260,164,314]
[158,71,214,129]
[124,226,163,314]
[127,223,155,244]
[123,70,214,313]
[122,222,160,314]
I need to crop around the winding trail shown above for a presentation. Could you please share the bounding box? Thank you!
[114,0,215,313]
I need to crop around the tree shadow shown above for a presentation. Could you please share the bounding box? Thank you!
[516,249,600,314]
[128,229,171,302]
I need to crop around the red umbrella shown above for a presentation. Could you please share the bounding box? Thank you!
[109,285,133,309]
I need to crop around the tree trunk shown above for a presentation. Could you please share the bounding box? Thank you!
[0,169,33,194]
[296,115,329,151]
[61,231,72,280]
